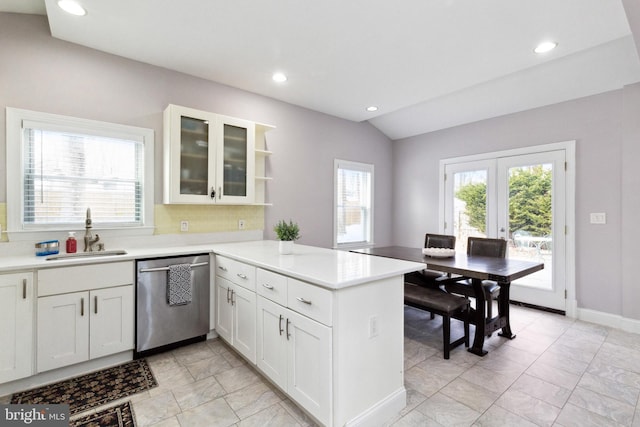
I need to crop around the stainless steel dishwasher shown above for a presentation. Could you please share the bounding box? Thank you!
[135,254,210,357]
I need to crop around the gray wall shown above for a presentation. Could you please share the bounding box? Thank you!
[0,13,394,249]
[392,86,640,318]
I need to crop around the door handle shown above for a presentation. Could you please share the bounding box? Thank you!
[286,318,291,340]
[95,296,98,314]
[210,187,216,199]
[22,279,27,299]
[80,298,85,316]
[231,290,235,305]
[279,314,284,336]
[226,287,231,303]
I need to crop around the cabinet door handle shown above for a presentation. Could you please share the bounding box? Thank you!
[262,283,274,290]
[80,298,85,316]
[286,318,291,340]
[22,279,27,299]
[279,314,284,336]
[226,287,231,303]
[237,273,248,280]
[218,265,228,272]
[210,187,216,199]
[95,296,98,314]
[296,297,312,305]
[231,290,235,306]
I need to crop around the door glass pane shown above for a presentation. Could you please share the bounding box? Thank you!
[223,124,248,197]
[453,170,487,252]
[507,163,553,290]
[179,116,209,196]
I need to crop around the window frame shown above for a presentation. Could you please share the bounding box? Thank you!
[333,158,374,249]
[6,107,155,241]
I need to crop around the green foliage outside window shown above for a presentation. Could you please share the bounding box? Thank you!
[455,166,552,237]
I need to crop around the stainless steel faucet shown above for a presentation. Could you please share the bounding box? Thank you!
[84,208,101,252]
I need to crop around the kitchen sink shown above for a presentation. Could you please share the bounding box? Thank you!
[46,249,128,260]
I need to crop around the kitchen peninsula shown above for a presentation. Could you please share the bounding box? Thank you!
[210,240,426,427]
[0,239,425,427]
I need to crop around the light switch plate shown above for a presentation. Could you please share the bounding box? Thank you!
[590,213,606,224]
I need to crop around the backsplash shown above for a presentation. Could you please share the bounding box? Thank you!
[0,203,264,242]
[154,204,264,234]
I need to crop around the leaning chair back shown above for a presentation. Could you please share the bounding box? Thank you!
[467,237,507,258]
[425,233,456,249]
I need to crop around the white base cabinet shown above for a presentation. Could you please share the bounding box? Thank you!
[257,296,331,425]
[215,256,257,364]
[0,272,34,384]
[37,262,134,373]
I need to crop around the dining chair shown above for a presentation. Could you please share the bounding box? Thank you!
[405,233,456,288]
[445,237,506,330]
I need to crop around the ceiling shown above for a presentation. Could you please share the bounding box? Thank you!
[2,0,640,140]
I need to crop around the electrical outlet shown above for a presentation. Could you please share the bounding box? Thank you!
[180,220,189,232]
[238,219,246,230]
[590,213,606,224]
[368,315,379,338]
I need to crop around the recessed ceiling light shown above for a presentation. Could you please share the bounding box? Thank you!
[366,106,378,112]
[534,41,557,54]
[272,72,287,83]
[58,0,86,16]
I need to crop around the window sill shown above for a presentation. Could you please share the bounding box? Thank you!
[7,226,155,242]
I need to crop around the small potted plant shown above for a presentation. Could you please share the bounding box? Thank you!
[274,219,300,254]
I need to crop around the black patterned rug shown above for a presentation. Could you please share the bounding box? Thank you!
[11,359,157,415]
[71,401,136,427]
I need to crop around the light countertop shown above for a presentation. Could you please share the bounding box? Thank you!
[211,240,426,289]
[0,240,425,290]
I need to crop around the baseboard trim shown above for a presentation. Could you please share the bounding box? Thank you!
[577,308,640,334]
[345,387,406,427]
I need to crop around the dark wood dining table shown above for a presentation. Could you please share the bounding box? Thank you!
[350,246,544,356]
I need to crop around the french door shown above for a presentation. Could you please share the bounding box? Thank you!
[443,149,567,311]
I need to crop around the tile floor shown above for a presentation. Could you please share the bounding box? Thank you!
[6,304,640,426]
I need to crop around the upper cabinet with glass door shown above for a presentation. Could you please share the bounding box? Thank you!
[163,105,273,204]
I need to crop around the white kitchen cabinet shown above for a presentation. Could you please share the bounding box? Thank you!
[37,262,134,373]
[256,271,332,425]
[0,272,34,384]
[37,285,134,372]
[164,104,274,205]
[215,256,257,363]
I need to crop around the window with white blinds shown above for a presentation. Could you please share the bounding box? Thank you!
[6,108,154,236]
[334,159,374,248]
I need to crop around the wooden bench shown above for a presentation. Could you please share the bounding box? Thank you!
[404,282,470,359]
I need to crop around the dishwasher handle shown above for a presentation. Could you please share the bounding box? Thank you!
[139,261,208,273]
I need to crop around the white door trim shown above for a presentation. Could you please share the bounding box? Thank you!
[438,140,576,317]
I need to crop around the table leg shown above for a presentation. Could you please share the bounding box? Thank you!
[468,278,488,356]
[498,281,516,340]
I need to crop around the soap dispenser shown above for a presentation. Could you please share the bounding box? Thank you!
[66,232,77,253]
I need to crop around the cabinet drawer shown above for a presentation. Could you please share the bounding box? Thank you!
[38,261,134,297]
[256,268,287,306]
[215,256,256,291]
[287,279,332,326]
